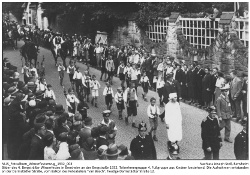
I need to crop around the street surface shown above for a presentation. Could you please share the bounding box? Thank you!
[2,41,242,160]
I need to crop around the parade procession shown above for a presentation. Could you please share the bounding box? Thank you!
[2,2,249,161]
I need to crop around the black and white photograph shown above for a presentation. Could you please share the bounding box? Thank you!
[1,1,249,171]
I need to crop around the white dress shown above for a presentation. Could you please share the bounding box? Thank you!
[164,101,183,142]
[44,147,56,160]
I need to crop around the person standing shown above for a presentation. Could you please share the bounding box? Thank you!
[130,122,157,160]
[187,64,195,104]
[211,68,218,105]
[99,110,117,145]
[94,43,103,68]
[90,75,101,108]
[201,107,223,160]
[103,82,114,110]
[196,65,206,106]
[216,85,233,143]
[202,68,212,108]
[241,73,248,118]
[140,71,151,102]
[214,72,225,103]
[21,62,30,84]
[66,88,79,114]
[164,93,182,154]
[28,123,46,160]
[114,87,125,120]
[73,67,83,97]
[123,83,139,128]
[181,65,188,101]
[57,63,65,86]
[105,55,115,84]
[147,97,160,141]
[117,61,126,91]
[234,117,248,160]
[67,60,76,88]
[230,70,243,122]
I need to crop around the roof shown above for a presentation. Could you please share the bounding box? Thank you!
[219,12,234,25]
[169,12,180,23]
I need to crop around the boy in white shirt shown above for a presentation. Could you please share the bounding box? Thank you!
[147,97,160,141]
[115,87,125,120]
[44,84,56,101]
[57,63,65,86]
[66,88,79,114]
[103,82,114,110]
[73,67,83,97]
[90,75,101,107]
[140,71,151,101]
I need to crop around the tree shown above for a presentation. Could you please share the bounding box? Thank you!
[2,2,24,21]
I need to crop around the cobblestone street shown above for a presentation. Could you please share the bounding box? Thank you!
[3,41,243,160]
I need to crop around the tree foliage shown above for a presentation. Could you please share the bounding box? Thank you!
[2,2,24,21]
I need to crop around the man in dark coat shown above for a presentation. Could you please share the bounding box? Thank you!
[96,125,109,150]
[181,65,188,101]
[201,107,223,160]
[202,68,212,108]
[187,64,195,103]
[211,68,218,105]
[162,73,181,104]
[28,123,46,160]
[8,93,26,159]
[241,73,248,117]
[234,117,248,160]
[130,122,157,160]
[79,117,93,147]
[174,64,183,85]
[195,65,206,106]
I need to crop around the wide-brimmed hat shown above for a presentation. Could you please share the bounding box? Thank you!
[206,106,217,114]
[118,144,130,156]
[220,84,230,90]
[104,144,121,156]
[97,145,108,156]
[102,110,111,117]
[8,87,18,94]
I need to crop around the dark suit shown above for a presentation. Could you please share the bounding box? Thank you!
[130,132,157,160]
[175,69,183,84]
[196,68,206,105]
[54,126,68,140]
[96,136,109,150]
[234,130,248,160]
[211,75,217,104]
[202,73,212,104]
[17,128,35,160]
[230,77,243,120]
[241,79,248,117]
[187,69,195,100]
[201,116,222,160]
[181,70,188,100]
[78,127,92,147]
[28,134,45,160]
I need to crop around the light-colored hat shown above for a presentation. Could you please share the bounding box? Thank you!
[169,93,177,99]
[220,84,230,90]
